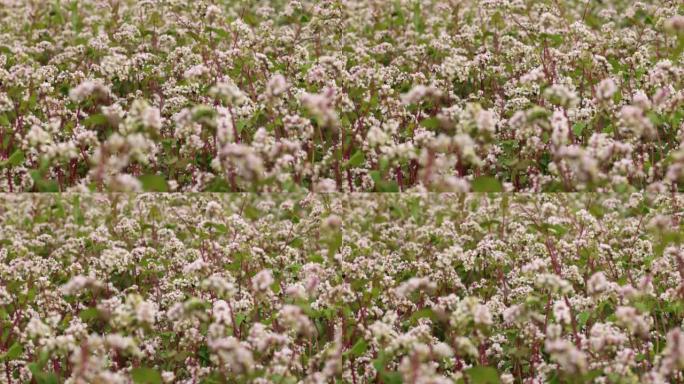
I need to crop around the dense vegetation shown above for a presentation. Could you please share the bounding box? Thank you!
[1,193,683,383]
[2,1,684,383]
[0,0,683,192]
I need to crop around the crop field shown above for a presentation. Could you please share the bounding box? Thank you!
[1,0,684,384]
[0,193,683,383]
[0,0,682,192]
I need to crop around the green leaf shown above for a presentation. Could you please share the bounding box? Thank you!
[345,339,368,358]
[70,1,83,33]
[647,111,662,126]
[6,150,25,167]
[79,307,100,322]
[547,224,568,238]
[466,366,500,384]
[204,177,232,192]
[420,117,440,129]
[346,150,366,168]
[370,170,400,192]
[205,222,227,234]
[139,175,169,192]
[236,119,249,134]
[578,311,591,327]
[235,313,247,327]
[408,308,436,324]
[0,114,10,127]
[28,362,59,384]
[131,367,162,384]
[29,170,59,192]
[543,33,564,47]
[471,177,503,193]
[207,27,231,40]
[199,373,223,384]
[1,342,23,361]
[572,122,586,137]
[83,114,108,127]
[327,230,343,257]
[412,2,425,34]
[583,369,604,382]
[381,371,403,384]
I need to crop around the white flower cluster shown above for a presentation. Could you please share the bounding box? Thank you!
[0,193,683,383]
[0,0,681,192]
[2,1,684,384]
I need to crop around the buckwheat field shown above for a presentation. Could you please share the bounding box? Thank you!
[0,193,683,384]
[0,0,682,192]
[1,0,684,384]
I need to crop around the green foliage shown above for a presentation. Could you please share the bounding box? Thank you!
[346,150,366,168]
[463,367,500,384]
[139,175,169,192]
[471,177,503,193]
[0,342,23,361]
[131,368,163,384]
[344,339,368,358]
[0,150,24,167]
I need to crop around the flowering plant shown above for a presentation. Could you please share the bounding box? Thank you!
[3,1,684,383]
[1,193,683,383]
[0,1,683,192]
